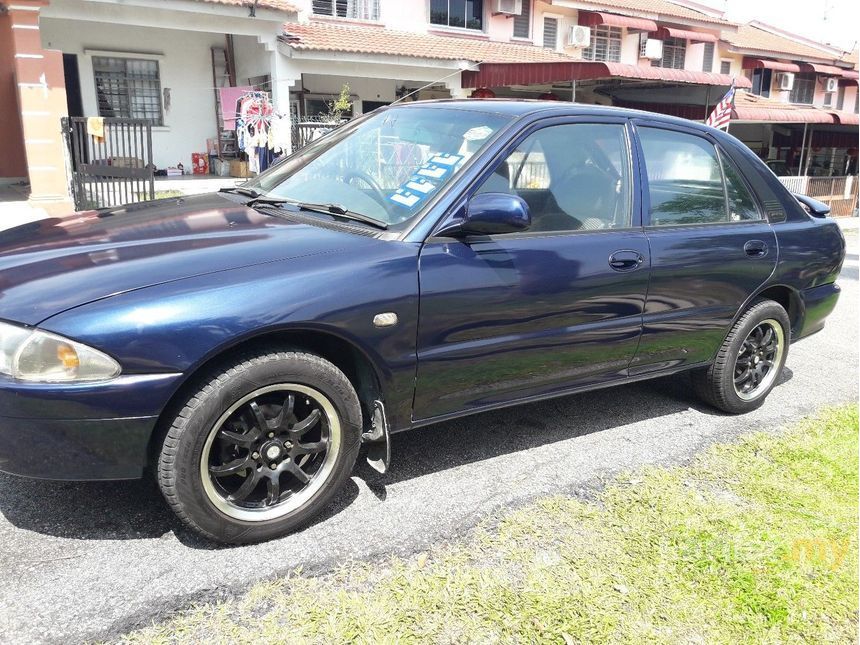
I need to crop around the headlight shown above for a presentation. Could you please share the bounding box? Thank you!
[0,321,121,383]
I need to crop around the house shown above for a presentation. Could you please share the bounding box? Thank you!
[1,0,857,216]
[1,0,302,213]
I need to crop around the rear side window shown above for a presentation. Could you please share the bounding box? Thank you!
[639,127,762,226]
[721,154,761,221]
[639,127,725,226]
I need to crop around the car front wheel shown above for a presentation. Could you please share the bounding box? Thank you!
[157,349,362,544]
[693,299,790,414]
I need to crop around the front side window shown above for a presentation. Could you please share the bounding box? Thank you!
[639,127,761,226]
[312,0,379,19]
[654,37,686,69]
[583,25,622,62]
[790,73,815,104]
[248,107,509,227]
[93,56,162,125]
[430,0,483,30]
[475,123,632,232]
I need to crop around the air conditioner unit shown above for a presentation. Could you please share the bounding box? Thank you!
[567,25,591,48]
[777,72,795,91]
[824,76,839,93]
[644,38,663,60]
[494,0,522,15]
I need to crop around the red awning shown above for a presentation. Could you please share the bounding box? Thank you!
[578,11,658,32]
[798,62,844,75]
[831,111,859,125]
[462,61,751,89]
[733,105,836,123]
[650,27,717,43]
[742,57,801,73]
[841,69,859,80]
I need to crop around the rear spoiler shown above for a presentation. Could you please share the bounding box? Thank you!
[793,193,831,218]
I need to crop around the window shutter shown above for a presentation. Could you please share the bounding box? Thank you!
[312,0,333,15]
[543,17,558,49]
[702,42,714,72]
[513,1,531,38]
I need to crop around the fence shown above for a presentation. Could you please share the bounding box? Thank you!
[62,117,154,210]
[292,120,343,151]
[778,175,858,217]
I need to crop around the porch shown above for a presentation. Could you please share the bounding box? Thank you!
[0,0,296,217]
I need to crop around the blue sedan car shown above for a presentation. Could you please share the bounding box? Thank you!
[0,101,845,543]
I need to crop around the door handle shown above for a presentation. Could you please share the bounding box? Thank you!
[744,240,768,258]
[609,250,644,272]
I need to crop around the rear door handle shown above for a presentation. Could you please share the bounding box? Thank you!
[609,250,644,272]
[744,240,768,258]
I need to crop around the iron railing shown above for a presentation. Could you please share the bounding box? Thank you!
[778,175,858,216]
[62,117,154,210]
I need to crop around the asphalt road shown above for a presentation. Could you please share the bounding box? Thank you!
[1,229,857,644]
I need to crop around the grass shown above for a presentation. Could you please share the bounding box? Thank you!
[152,190,184,200]
[123,405,859,644]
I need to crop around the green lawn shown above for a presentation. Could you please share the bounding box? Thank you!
[125,405,859,644]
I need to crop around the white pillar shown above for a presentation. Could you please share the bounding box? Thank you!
[268,42,301,155]
[444,72,470,99]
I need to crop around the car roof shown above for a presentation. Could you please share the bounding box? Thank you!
[390,98,716,135]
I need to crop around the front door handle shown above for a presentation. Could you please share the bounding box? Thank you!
[609,250,644,272]
[744,240,768,258]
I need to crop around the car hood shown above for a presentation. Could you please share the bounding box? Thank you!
[0,193,374,325]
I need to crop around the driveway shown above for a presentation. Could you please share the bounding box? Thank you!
[1,228,857,644]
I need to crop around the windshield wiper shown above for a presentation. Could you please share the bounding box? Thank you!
[219,186,261,199]
[284,200,389,230]
[227,189,389,230]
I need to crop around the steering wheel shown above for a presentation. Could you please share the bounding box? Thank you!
[343,170,388,206]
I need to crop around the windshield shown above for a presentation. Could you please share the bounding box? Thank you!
[246,107,511,226]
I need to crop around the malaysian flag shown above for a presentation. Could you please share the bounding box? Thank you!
[705,83,736,129]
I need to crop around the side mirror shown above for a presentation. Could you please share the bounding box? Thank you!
[436,193,531,237]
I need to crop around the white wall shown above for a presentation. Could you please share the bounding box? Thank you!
[40,19,225,169]
[232,35,272,86]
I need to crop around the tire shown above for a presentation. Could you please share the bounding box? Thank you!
[692,299,790,414]
[157,349,362,544]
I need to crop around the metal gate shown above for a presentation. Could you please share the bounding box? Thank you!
[62,117,154,210]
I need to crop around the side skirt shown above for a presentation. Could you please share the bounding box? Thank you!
[404,360,711,432]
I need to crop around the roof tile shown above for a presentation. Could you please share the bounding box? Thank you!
[565,0,730,25]
[723,23,843,61]
[283,21,572,63]
[196,0,298,13]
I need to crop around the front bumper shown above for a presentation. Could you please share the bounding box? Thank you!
[0,373,182,480]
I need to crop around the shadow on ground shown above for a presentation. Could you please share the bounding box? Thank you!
[1,369,792,545]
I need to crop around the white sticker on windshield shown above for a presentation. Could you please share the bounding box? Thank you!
[463,126,493,141]
[389,189,422,208]
[405,177,436,194]
[429,153,462,166]
[416,165,449,180]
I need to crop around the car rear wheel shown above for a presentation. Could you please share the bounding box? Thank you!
[692,299,790,414]
[157,349,362,544]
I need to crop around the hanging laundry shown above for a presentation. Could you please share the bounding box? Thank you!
[217,86,255,130]
[269,114,292,154]
[226,89,289,175]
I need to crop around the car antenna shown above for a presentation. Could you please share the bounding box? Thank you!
[391,62,482,105]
